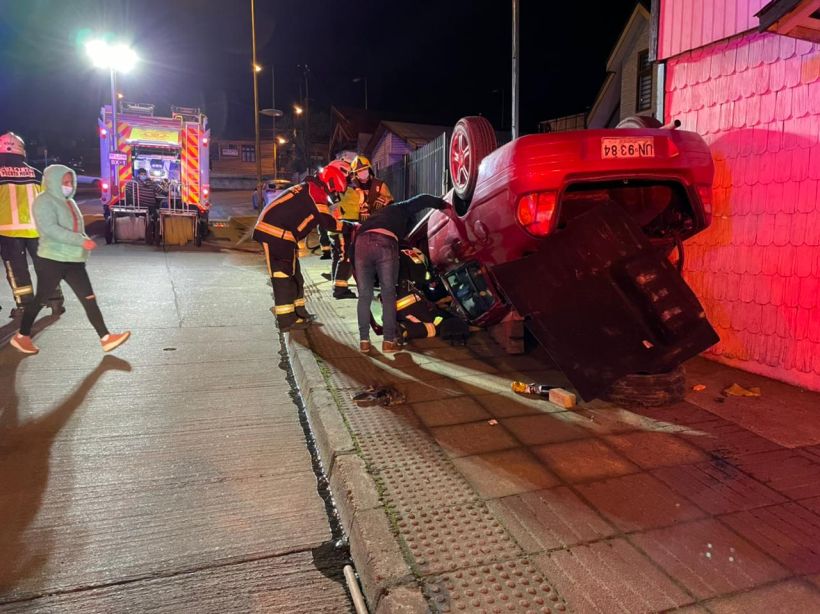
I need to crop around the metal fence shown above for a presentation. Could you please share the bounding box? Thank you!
[379,132,449,201]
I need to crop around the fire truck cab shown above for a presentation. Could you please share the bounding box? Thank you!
[98,103,211,245]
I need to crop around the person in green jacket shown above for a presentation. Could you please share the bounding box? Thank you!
[11,164,130,355]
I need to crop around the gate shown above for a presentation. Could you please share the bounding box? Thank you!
[379,133,449,201]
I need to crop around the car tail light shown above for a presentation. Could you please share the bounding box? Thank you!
[696,184,713,226]
[516,191,557,237]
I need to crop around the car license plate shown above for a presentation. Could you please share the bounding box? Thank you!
[601,137,655,159]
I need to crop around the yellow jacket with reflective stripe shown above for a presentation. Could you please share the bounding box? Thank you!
[0,181,40,238]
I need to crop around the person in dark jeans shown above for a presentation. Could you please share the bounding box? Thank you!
[11,164,130,355]
[353,193,446,353]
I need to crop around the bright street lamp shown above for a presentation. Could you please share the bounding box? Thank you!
[293,104,304,115]
[85,38,138,157]
[277,136,287,145]
[254,63,263,73]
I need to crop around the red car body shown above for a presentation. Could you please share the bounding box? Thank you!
[416,118,719,399]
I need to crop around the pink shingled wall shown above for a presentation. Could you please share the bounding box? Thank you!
[665,31,820,390]
[658,0,768,60]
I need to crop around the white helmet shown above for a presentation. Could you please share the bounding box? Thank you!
[0,132,25,156]
[337,150,357,165]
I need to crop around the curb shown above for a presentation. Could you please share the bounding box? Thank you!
[284,330,429,613]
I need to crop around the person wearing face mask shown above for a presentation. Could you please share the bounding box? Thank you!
[0,132,65,320]
[349,156,393,222]
[10,165,131,355]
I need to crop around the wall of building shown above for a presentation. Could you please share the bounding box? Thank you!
[370,132,413,171]
[664,29,820,390]
[658,0,769,60]
[620,17,650,119]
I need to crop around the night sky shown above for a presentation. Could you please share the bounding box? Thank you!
[0,0,642,155]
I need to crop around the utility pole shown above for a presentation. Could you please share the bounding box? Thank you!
[511,0,520,139]
[299,64,311,173]
[271,64,277,179]
[251,0,262,185]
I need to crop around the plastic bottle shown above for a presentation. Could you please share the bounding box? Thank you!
[511,381,554,396]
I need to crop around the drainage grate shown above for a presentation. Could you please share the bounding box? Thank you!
[423,558,565,613]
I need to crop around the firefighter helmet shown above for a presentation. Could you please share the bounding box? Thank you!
[350,155,372,174]
[317,165,348,195]
[326,158,352,177]
[337,150,358,165]
[0,132,26,156]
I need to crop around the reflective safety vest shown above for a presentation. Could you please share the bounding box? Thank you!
[0,169,40,238]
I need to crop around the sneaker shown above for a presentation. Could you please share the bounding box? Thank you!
[359,340,371,353]
[320,272,333,281]
[382,340,399,353]
[10,333,39,354]
[334,289,357,300]
[101,331,131,352]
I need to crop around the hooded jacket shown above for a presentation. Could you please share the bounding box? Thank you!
[33,165,89,263]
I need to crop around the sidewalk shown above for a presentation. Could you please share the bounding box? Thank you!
[288,253,820,613]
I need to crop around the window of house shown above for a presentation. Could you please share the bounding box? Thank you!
[637,49,652,112]
[241,145,256,162]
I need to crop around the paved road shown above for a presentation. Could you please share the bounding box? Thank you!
[0,245,353,613]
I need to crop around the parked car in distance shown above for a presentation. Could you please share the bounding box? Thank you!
[253,179,294,209]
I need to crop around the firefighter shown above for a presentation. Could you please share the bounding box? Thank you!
[349,155,393,221]
[0,132,63,319]
[327,156,359,299]
[253,165,348,331]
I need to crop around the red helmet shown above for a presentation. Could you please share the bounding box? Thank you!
[326,158,352,177]
[317,165,348,195]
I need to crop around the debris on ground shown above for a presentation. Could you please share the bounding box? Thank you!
[548,388,577,409]
[352,386,406,408]
[692,384,707,392]
[511,381,556,396]
[723,383,762,398]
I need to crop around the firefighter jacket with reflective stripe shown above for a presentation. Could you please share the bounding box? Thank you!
[0,155,40,238]
[253,179,342,244]
[351,178,393,220]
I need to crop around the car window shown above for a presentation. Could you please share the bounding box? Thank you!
[444,262,497,320]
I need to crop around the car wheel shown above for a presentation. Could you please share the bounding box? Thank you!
[616,115,663,129]
[603,366,687,407]
[104,216,114,245]
[449,116,497,203]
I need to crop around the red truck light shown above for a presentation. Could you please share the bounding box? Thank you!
[100,128,108,137]
[202,137,209,145]
[516,192,557,237]
[102,182,109,191]
[202,186,210,196]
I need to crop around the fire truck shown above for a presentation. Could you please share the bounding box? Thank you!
[98,103,211,246]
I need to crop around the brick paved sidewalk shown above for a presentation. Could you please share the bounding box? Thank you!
[287,253,820,613]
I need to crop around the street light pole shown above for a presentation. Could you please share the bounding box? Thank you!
[271,65,277,179]
[512,0,520,139]
[250,0,262,186]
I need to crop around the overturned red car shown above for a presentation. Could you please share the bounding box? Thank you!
[416,116,719,400]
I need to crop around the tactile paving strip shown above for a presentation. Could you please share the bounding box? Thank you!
[374,460,479,511]
[356,430,451,469]
[423,558,564,613]
[397,504,524,575]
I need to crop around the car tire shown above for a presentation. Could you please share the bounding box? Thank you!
[449,116,497,203]
[603,366,687,407]
[104,216,114,245]
[616,115,663,129]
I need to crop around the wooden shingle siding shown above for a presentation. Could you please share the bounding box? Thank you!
[659,0,770,60]
[665,28,820,390]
